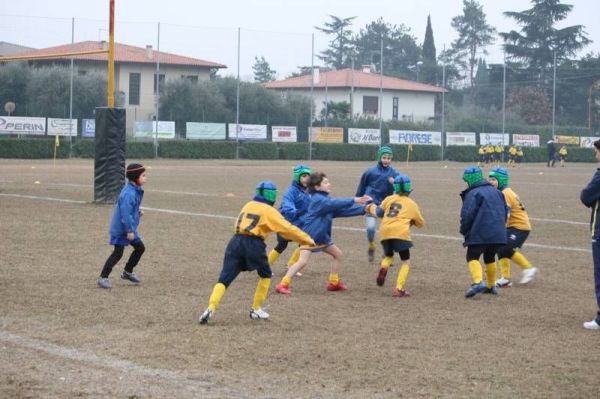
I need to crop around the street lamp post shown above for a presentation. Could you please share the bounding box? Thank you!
[416,61,423,82]
[589,80,600,131]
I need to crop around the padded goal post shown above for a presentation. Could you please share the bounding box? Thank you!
[94,107,126,203]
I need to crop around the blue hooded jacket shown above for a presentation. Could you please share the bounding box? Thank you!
[109,181,144,244]
[459,180,507,247]
[355,162,399,205]
[303,191,366,245]
[580,168,600,239]
[278,180,311,228]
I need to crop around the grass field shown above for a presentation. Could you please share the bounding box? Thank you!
[1,158,600,398]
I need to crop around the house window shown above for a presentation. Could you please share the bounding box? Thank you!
[181,75,198,83]
[77,70,87,76]
[363,96,378,115]
[153,74,165,94]
[129,73,141,105]
[392,97,399,120]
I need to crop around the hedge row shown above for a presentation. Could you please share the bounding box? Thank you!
[0,138,596,163]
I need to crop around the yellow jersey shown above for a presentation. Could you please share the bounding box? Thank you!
[495,145,503,153]
[367,195,425,241]
[235,200,314,245]
[517,149,524,156]
[478,147,485,155]
[502,187,531,231]
[509,146,517,155]
[559,147,568,156]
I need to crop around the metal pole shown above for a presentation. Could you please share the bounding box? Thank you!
[107,0,115,107]
[379,34,383,145]
[154,22,160,159]
[502,52,506,135]
[235,27,241,160]
[309,33,314,161]
[441,62,446,161]
[69,17,74,157]
[552,51,556,137]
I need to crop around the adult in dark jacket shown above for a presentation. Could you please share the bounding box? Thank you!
[580,139,600,330]
[460,166,507,298]
[547,139,557,167]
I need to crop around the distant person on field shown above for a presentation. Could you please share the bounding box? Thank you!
[516,147,524,166]
[366,175,425,297]
[97,163,147,289]
[459,166,507,298]
[488,167,537,288]
[508,145,517,167]
[559,145,568,167]
[355,146,400,263]
[275,172,371,295]
[579,139,600,330]
[494,143,504,166]
[199,181,314,325]
[547,139,556,167]
[267,164,312,275]
[477,146,485,167]
[484,144,494,165]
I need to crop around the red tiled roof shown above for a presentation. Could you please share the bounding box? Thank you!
[12,41,226,68]
[264,68,444,93]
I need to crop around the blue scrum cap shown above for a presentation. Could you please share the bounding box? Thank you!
[489,167,509,189]
[462,166,483,188]
[255,181,278,203]
[293,164,312,183]
[393,175,412,194]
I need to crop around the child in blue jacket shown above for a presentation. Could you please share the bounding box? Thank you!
[275,172,371,295]
[355,146,400,262]
[460,166,507,298]
[97,163,147,289]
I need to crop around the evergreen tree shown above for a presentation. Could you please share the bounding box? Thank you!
[316,15,357,69]
[252,56,276,83]
[421,15,437,85]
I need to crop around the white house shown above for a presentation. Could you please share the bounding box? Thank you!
[12,41,226,134]
[264,67,445,123]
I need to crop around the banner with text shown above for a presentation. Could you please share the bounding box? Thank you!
[348,128,381,144]
[512,134,540,147]
[134,121,176,139]
[271,126,297,142]
[389,130,441,146]
[479,133,510,146]
[82,119,95,137]
[446,132,476,146]
[579,136,597,148]
[186,122,226,140]
[0,116,46,135]
[48,118,78,136]
[310,127,344,143]
[228,124,267,140]
[554,135,580,145]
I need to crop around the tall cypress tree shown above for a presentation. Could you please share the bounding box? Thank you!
[421,15,437,85]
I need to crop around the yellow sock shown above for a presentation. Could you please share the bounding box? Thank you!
[252,277,271,310]
[485,262,497,288]
[268,249,280,266]
[208,283,226,311]
[499,258,511,279]
[329,273,340,285]
[511,251,532,269]
[467,260,483,284]
[286,247,301,267]
[396,263,410,290]
[368,242,376,250]
[280,275,291,287]
[381,256,393,268]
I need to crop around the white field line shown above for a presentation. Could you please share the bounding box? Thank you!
[0,331,237,397]
[0,193,591,254]
[45,182,219,197]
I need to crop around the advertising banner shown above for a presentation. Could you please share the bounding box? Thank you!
[347,128,381,144]
[0,116,46,135]
[579,136,597,148]
[48,118,78,136]
[479,133,510,146]
[82,119,95,137]
[389,130,441,146]
[310,127,344,143]
[554,135,580,145]
[186,122,226,140]
[134,121,176,139]
[512,134,540,147]
[271,126,297,142]
[228,124,267,140]
[446,132,476,146]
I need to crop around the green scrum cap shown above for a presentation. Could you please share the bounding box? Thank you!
[255,181,278,203]
[393,174,412,194]
[489,167,509,189]
[293,164,312,183]
[377,146,393,161]
[462,166,483,188]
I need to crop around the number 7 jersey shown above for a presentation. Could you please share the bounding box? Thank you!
[367,194,425,241]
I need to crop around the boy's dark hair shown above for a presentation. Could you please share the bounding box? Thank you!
[594,140,600,151]
[308,172,326,192]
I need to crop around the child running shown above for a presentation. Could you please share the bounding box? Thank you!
[275,172,371,295]
[267,164,312,274]
[460,166,507,298]
[97,163,147,289]
[199,181,315,324]
[367,175,425,297]
[488,167,537,287]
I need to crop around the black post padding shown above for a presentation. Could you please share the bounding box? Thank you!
[94,107,126,203]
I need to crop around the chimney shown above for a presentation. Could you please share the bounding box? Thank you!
[100,40,107,50]
[362,64,376,73]
[146,45,153,59]
[312,67,320,85]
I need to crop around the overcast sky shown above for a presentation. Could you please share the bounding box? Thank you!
[1,0,598,80]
